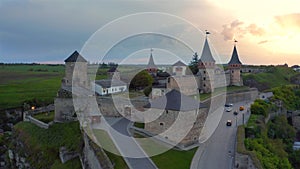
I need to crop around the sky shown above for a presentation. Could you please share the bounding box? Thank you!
[0,0,299,65]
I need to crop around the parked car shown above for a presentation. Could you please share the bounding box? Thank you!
[226,120,232,126]
[239,106,245,111]
[233,111,238,115]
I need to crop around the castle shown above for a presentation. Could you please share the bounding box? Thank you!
[150,37,243,99]
[53,36,244,147]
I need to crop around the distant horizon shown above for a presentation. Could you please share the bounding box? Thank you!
[1,61,298,67]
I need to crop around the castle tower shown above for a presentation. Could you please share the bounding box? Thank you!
[198,34,216,93]
[228,42,242,86]
[146,48,157,76]
[63,51,89,88]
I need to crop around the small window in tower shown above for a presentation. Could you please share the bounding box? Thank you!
[203,84,206,87]
[203,77,206,80]
[159,122,164,126]
[166,110,168,114]
[203,71,206,74]
[232,70,234,73]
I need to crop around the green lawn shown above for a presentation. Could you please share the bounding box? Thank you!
[151,148,197,169]
[133,122,145,128]
[134,133,197,169]
[32,111,55,123]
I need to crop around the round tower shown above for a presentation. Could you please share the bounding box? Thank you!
[228,42,242,86]
[198,33,215,93]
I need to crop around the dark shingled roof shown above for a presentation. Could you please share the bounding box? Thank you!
[95,79,126,88]
[64,51,87,63]
[172,60,187,66]
[199,38,215,63]
[144,89,205,111]
[147,53,157,69]
[228,45,242,65]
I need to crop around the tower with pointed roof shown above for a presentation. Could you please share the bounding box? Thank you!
[146,48,158,76]
[198,35,216,93]
[228,43,243,86]
[63,50,89,88]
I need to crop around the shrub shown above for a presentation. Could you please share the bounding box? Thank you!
[143,86,152,97]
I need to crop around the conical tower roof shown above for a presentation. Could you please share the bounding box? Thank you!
[199,38,215,63]
[64,51,87,62]
[228,45,242,65]
[147,52,157,69]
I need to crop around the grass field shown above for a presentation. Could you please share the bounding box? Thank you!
[0,64,64,109]
[32,111,55,123]
[14,121,82,169]
[242,66,300,90]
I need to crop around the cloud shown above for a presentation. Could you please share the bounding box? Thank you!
[247,24,265,36]
[221,20,244,41]
[258,40,268,44]
[275,13,300,30]
[221,20,265,41]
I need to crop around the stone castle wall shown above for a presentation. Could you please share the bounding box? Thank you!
[144,108,208,146]
[54,98,77,122]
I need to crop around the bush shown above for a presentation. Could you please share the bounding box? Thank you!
[143,86,152,97]
[251,99,270,117]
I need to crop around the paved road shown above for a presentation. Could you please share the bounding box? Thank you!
[109,118,158,169]
[191,101,252,169]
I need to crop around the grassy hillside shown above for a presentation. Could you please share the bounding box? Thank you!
[0,64,64,109]
[13,121,83,169]
[242,66,300,91]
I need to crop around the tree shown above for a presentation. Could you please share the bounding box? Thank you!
[143,86,152,96]
[130,70,154,90]
[188,52,199,75]
[250,99,270,117]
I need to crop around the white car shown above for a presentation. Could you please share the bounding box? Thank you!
[225,104,233,112]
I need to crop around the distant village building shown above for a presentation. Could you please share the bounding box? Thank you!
[172,61,187,76]
[93,79,127,96]
[144,89,207,146]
